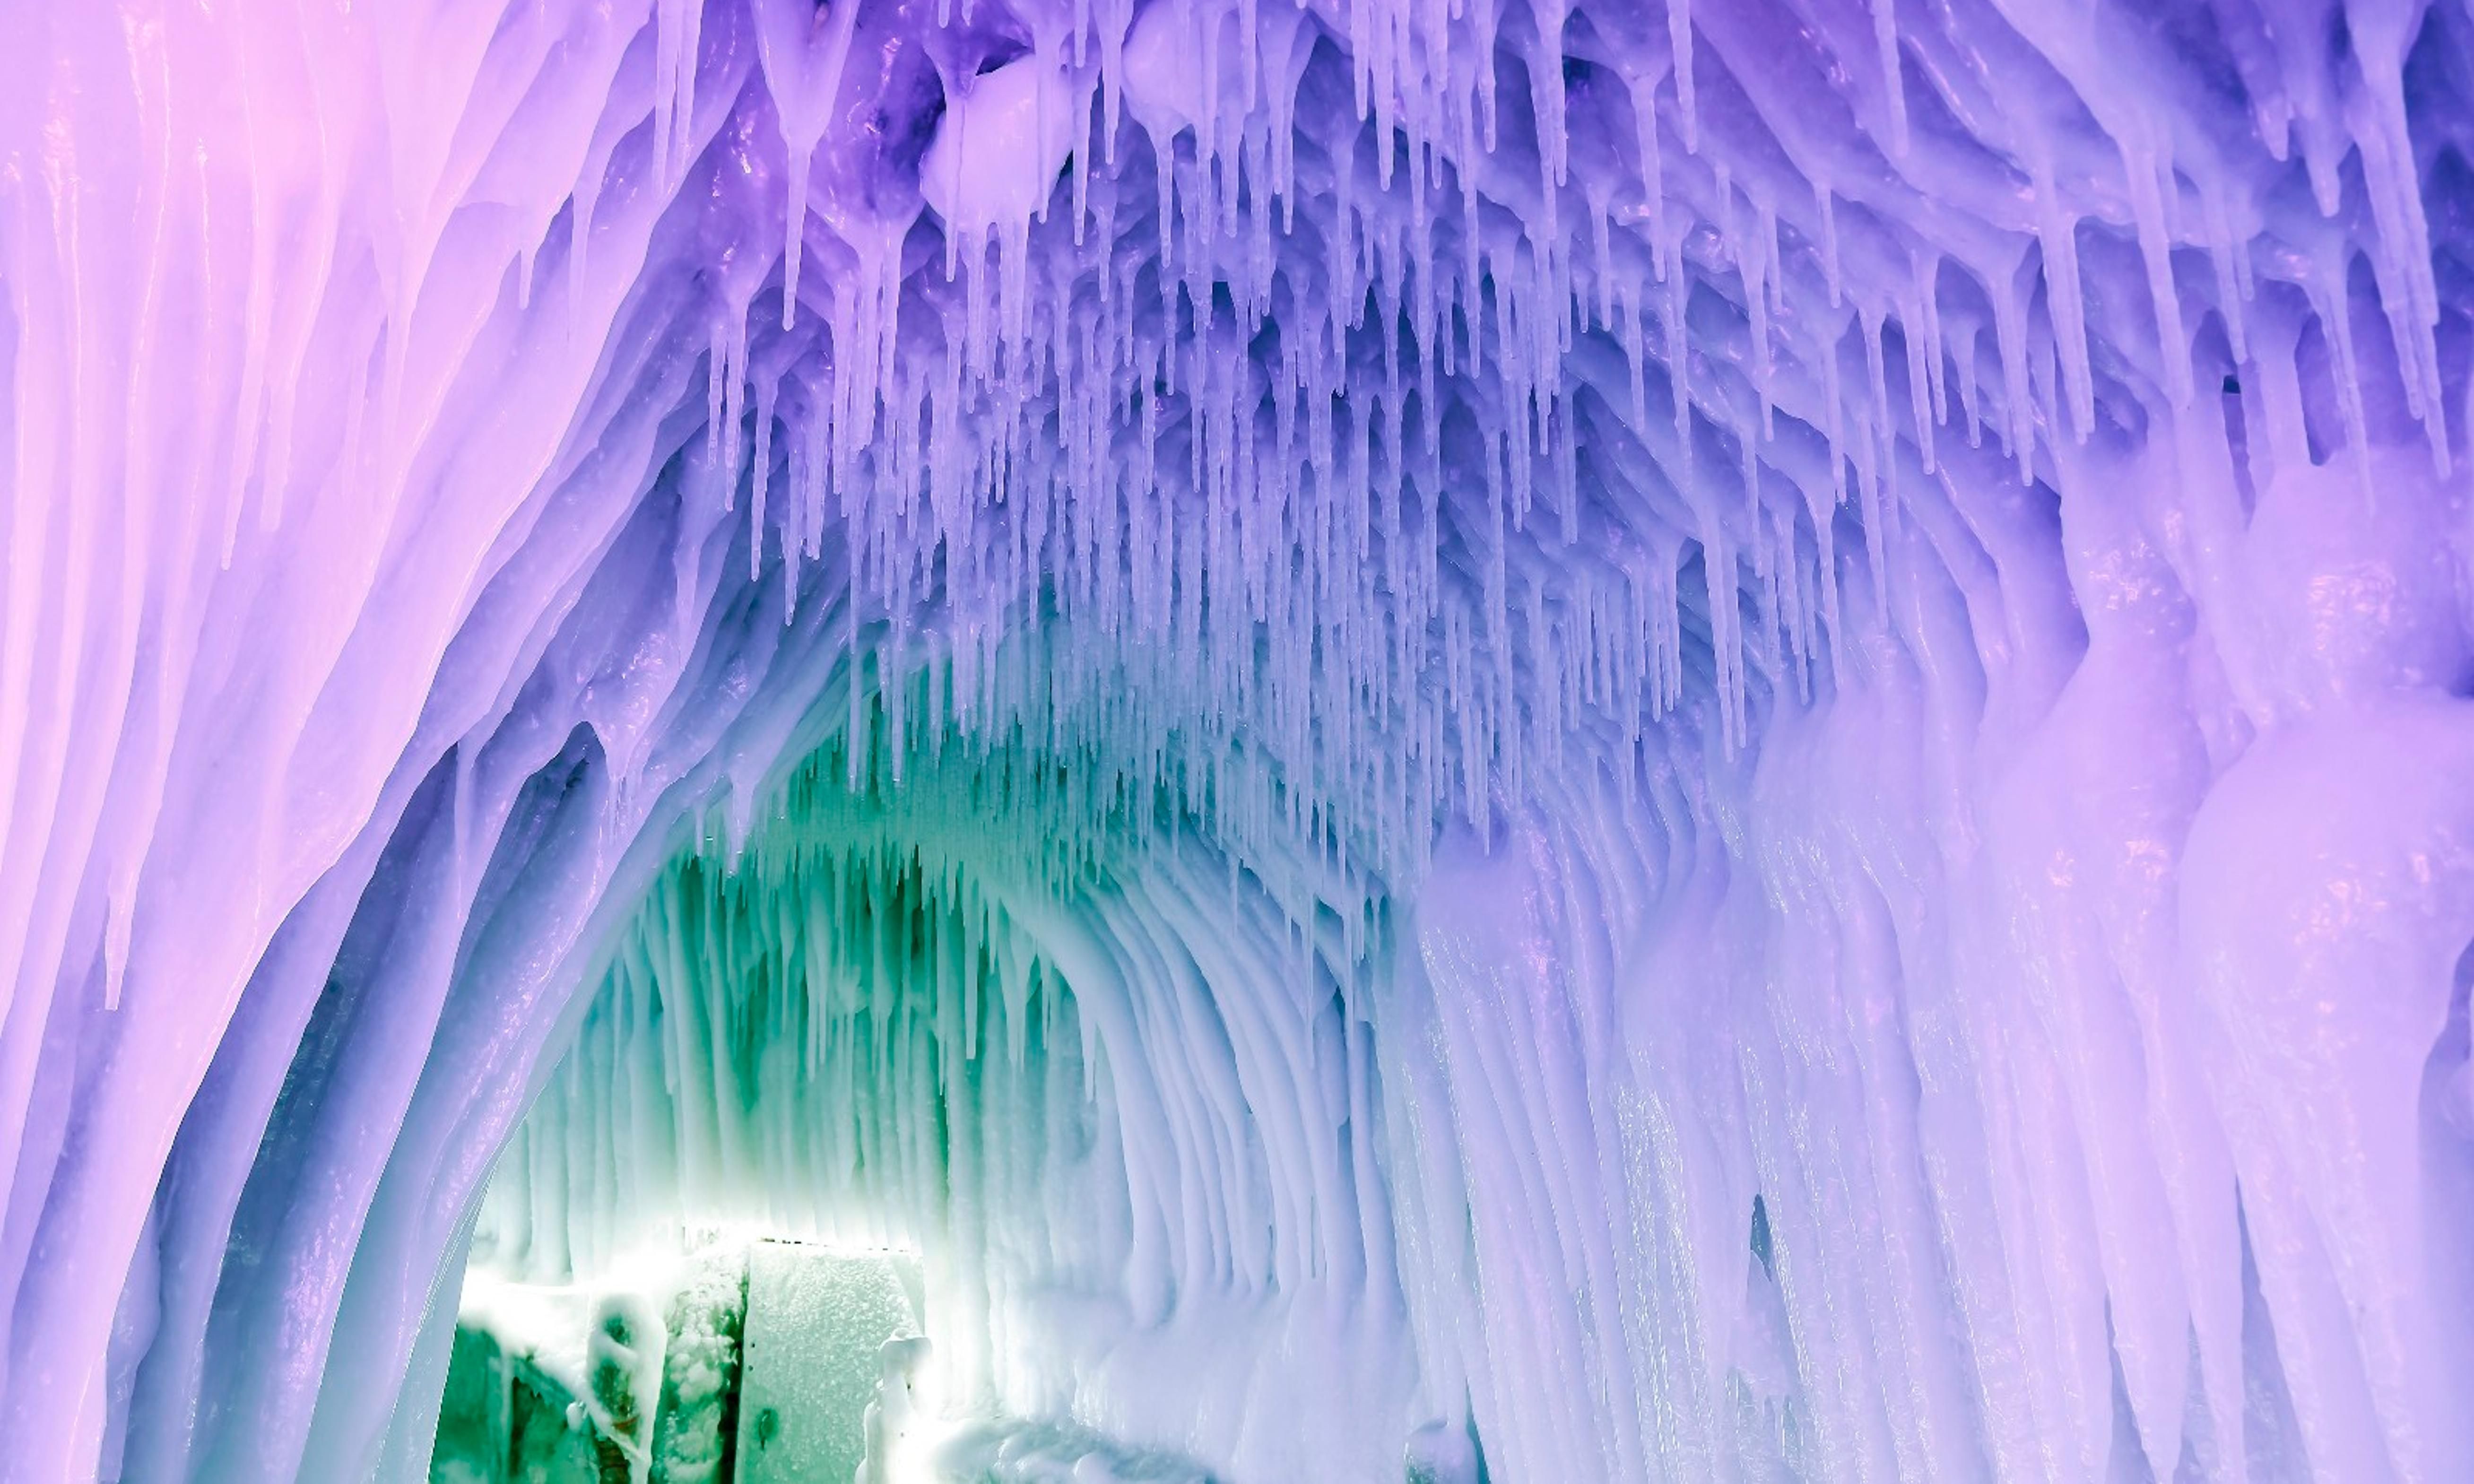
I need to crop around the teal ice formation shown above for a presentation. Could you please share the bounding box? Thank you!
[3,0,2474,1479]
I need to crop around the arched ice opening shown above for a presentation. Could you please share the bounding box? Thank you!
[4,0,2474,1480]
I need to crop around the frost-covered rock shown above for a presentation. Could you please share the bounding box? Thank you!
[653,1251,751,1484]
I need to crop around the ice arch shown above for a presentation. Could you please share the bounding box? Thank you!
[4,0,2474,1479]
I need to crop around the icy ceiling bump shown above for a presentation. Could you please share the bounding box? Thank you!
[2,0,2474,1479]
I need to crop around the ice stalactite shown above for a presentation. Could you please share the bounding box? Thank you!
[3,0,2474,1479]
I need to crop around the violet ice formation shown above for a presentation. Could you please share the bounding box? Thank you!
[6,0,2474,1478]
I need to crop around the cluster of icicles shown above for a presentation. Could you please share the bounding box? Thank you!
[3,0,2474,1480]
[478,723,1414,1479]
[641,0,2470,888]
[454,0,2474,1469]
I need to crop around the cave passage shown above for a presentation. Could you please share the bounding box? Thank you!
[6,0,2474,1480]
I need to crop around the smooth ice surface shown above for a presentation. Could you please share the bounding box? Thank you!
[4,0,2474,1480]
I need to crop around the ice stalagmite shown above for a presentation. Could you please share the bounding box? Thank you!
[3,0,2474,1479]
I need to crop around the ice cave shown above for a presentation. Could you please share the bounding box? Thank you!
[4,0,2474,1479]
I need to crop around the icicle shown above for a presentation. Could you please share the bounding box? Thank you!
[1818,183,1841,309]
[2029,152,2094,441]
[1668,0,1697,153]
[2124,139,2193,408]
[1871,0,1907,158]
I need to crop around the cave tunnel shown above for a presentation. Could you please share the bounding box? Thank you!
[6,0,2474,1480]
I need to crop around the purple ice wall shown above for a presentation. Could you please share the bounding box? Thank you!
[2,0,2473,1479]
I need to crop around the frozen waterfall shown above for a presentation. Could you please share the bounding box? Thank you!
[2,0,2474,1478]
